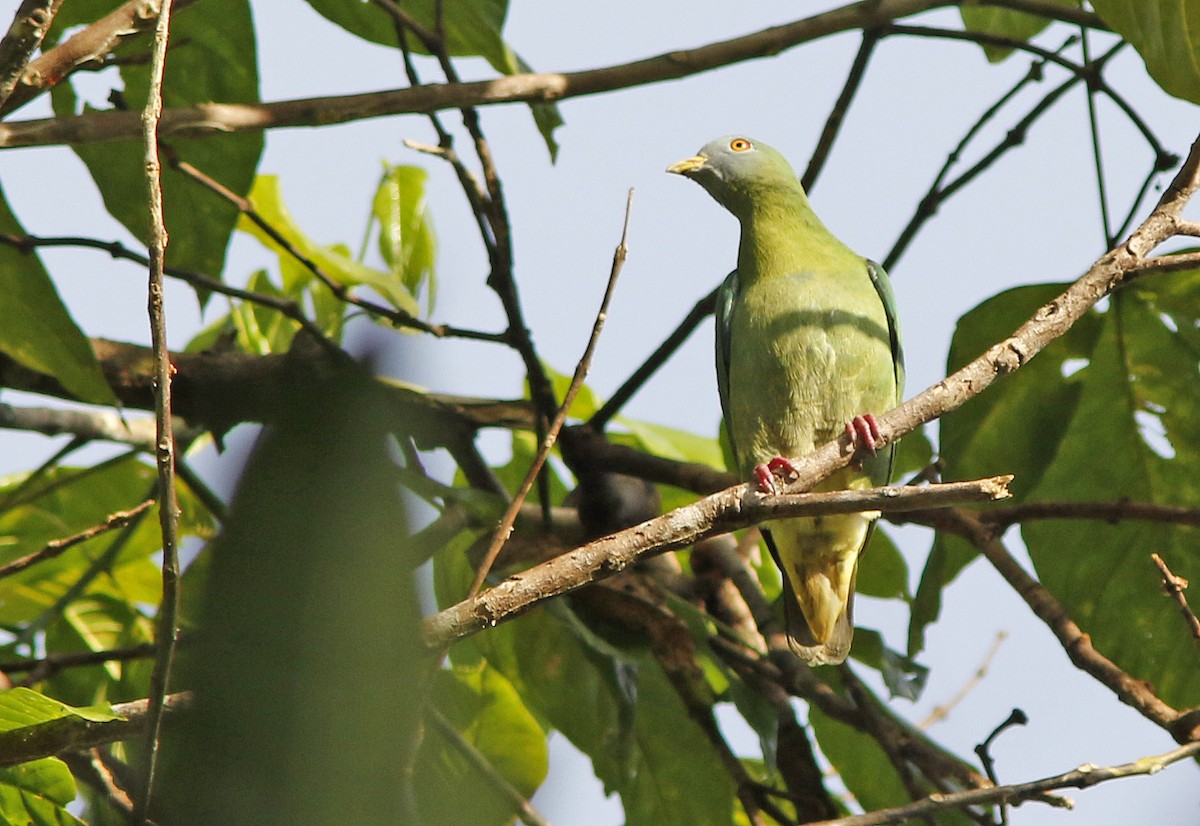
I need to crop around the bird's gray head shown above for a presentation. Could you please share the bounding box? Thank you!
[667,135,802,216]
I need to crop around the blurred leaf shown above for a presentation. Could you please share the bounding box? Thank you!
[240,175,420,315]
[0,185,115,405]
[1092,0,1200,103]
[910,284,1100,655]
[959,0,1075,62]
[856,528,909,601]
[0,687,119,729]
[303,0,562,158]
[43,595,155,706]
[0,758,86,826]
[50,0,262,293]
[159,370,423,825]
[372,164,437,313]
[1022,274,1200,708]
[464,597,736,825]
[415,664,548,825]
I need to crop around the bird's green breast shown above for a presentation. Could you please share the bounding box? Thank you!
[726,263,896,485]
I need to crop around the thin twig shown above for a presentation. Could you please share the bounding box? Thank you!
[1079,28,1114,248]
[808,740,1200,826]
[1150,553,1200,652]
[137,2,178,817]
[920,632,1008,729]
[802,28,880,193]
[467,190,634,597]
[974,708,1029,824]
[0,642,158,680]
[976,499,1200,531]
[0,499,155,580]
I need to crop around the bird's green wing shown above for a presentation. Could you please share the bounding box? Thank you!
[714,268,740,460]
[867,258,905,485]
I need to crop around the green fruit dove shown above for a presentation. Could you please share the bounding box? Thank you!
[669,136,903,665]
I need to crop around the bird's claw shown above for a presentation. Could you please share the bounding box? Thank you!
[845,414,882,461]
[753,456,800,493]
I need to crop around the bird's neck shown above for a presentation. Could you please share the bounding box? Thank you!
[735,187,860,284]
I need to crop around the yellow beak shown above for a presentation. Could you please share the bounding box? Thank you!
[666,155,707,175]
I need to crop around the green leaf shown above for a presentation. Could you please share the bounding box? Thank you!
[0,758,87,826]
[809,706,910,813]
[467,600,735,825]
[0,687,120,730]
[910,284,1101,654]
[0,186,115,405]
[240,176,420,316]
[414,664,548,826]
[891,425,934,480]
[959,0,1076,62]
[850,630,929,701]
[856,528,909,601]
[1022,274,1200,708]
[372,164,438,312]
[0,456,214,626]
[1092,0,1200,103]
[51,0,263,292]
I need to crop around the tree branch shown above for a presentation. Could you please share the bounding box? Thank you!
[808,740,1200,826]
[0,0,64,109]
[423,476,1012,647]
[1150,553,1200,652]
[0,0,1103,149]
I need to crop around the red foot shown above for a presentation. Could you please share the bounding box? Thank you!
[753,456,801,493]
[845,414,882,454]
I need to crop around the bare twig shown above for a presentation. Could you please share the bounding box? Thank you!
[974,708,1029,824]
[802,28,880,193]
[920,631,1008,729]
[0,499,155,580]
[977,499,1200,531]
[137,2,178,817]
[808,740,1200,826]
[1150,553,1200,651]
[426,476,1013,647]
[0,0,1104,149]
[0,0,64,108]
[0,642,158,681]
[467,191,634,597]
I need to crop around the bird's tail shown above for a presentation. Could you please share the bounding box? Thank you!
[765,517,870,666]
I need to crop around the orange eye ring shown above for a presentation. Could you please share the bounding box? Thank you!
[729,138,752,152]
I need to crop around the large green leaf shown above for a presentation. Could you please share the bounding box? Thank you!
[1092,0,1200,103]
[1022,273,1200,708]
[0,758,86,826]
[303,0,562,157]
[415,664,548,826]
[909,284,1101,655]
[43,595,156,706]
[50,0,262,288]
[0,186,115,405]
[959,0,1077,62]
